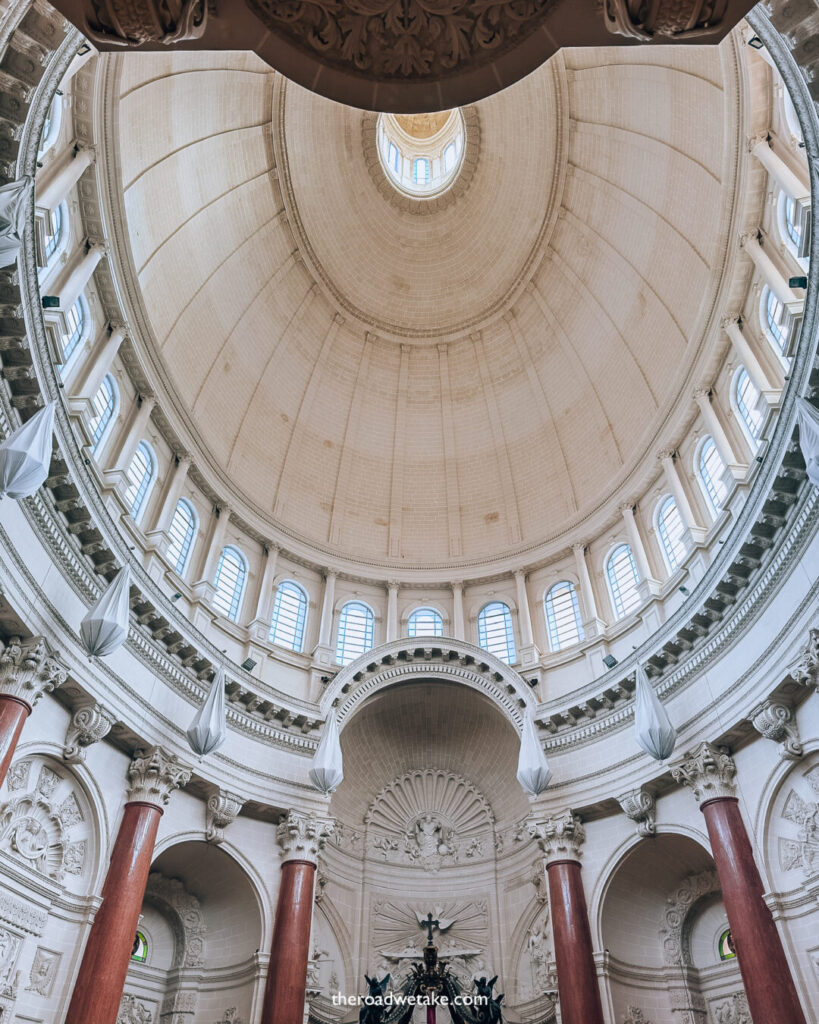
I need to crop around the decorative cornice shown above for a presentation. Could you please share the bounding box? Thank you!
[277,810,334,865]
[750,699,803,760]
[206,789,245,845]
[529,809,586,865]
[0,635,65,708]
[617,788,656,837]
[671,742,737,806]
[126,746,191,809]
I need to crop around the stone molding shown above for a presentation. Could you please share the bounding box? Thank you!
[0,636,65,708]
[277,810,334,865]
[63,697,115,763]
[529,810,586,865]
[205,789,245,845]
[126,747,190,809]
[145,871,205,969]
[671,743,738,806]
[660,869,721,966]
[750,699,803,760]
[617,788,657,836]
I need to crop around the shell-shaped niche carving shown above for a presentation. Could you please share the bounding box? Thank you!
[0,756,93,887]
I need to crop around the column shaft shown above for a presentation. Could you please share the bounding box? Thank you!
[105,395,155,474]
[546,860,605,1024]
[65,802,162,1024]
[741,234,801,309]
[751,138,809,201]
[701,798,807,1024]
[451,582,465,640]
[316,572,336,649]
[515,571,535,649]
[0,695,30,788]
[48,242,103,311]
[36,143,94,212]
[67,324,124,402]
[260,860,316,1024]
[693,389,744,477]
[386,583,399,642]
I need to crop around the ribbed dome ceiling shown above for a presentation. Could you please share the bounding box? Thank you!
[111,39,743,567]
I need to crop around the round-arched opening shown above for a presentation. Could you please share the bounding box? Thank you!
[377,109,465,198]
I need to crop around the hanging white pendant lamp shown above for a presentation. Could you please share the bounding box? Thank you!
[80,565,132,657]
[516,712,552,796]
[0,176,33,269]
[186,666,227,757]
[796,397,819,488]
[0,401,56,500]
[634,663,676,761]
[309,710,344,794]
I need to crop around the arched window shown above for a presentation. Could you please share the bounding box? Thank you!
[544,582,584,652]
[59,296,87,372]
[413,158,430,185]
[407,607,444,637]
[388,142,399,173]
[698,437,729,515]
[123,441,155,522]
[43,202,65,264]
[606,544,641,620]
[269,580,308,652]
[477,602,516,664]
[443,142,456,174]
[335,601,375,665]
[131,930,148,964]
[718,928,736,961]
[764,288,789,353]
[734,368,764,442]
[656,496,688,572]
[89,374,118,453]
[38,93,62,158]
[784,195,802,248]
[166,498,197,575]
[213,545,247,622]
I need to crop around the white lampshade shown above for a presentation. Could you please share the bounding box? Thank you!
[796,397,819,488]
[309,711,344,794]
[634,663,676,761]
[0,176,33,269]
[516,713,552,796]
[80,565,132,657]
[186,666,227,757]
[0,401,56,500]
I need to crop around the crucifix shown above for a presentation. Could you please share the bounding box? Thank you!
[422,911,438,944]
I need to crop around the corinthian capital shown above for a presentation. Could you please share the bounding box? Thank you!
[671,742,737,806]
[529,809,586,865]
[720,313,741,330]
[127,746,191,809]
[0,636,65,708]
[277,810,335,865]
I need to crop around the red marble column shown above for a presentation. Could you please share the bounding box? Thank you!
[702,796,807,1024]
[65,801,161,1024]
[0,695,29,788]
[65,746,189,1024]
[260,859,316,1024]
[546,859,605,1024]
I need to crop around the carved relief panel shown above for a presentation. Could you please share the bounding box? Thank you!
[767,758,819,885]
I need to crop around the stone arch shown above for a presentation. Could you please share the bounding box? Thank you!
[321,637,536,733]
[757,742,819,893]
[143,871,206,970]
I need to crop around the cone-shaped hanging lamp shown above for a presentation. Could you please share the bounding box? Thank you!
[309,710,344,794]
[516,712,552,796]
[80,565,132,657]
[0,401,56,500]
[634,663,676,761]
[186,666,227,756]
[0,176,33,269]
[796,397,819,488]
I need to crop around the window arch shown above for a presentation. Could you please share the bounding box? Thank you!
[388,141,400,173]
[784,194,802,248]
[43,201,66,266]
[38,93,62,158]
[269,580,309,652]
[656,496,688,573]
[166,498,197,575]
[763,287,790,353]
[59,296,88,373]
[477,602,516,664]
[407,607,444,637]
[606,544,641,619]
[544,582,584,652]
[734,368,764,442]
[443,142,457,173]
[718,928,736,961]
[335,601,375,665]
[697,437,729,515]
[413,158,430,185]
[89,374,118,453]
[123,441,155,522]
[213,545,248,622]
[131,930,148,964]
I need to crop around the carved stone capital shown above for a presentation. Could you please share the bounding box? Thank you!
[748,131,769,151]
[790,627,819,691]
[720,313,741,330]
[750,700,803,760]
[656,448,676,463]
[671,742,737,806]
[206,789,245,844]
[530,809,586,864]
[692,385,712,403]
[276,810,334,865]
[63,698,115,763]
[0,636,66,709]
[126,746,191,809]
[617,788,656,837]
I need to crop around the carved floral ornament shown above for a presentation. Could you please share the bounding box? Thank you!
[0,635,65,707]
[277,809,335,864]
[671,742,737,807]
[126,746,191,809]
[529,809,586,864]
[776,763,819,880]
[602,0,729,40]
